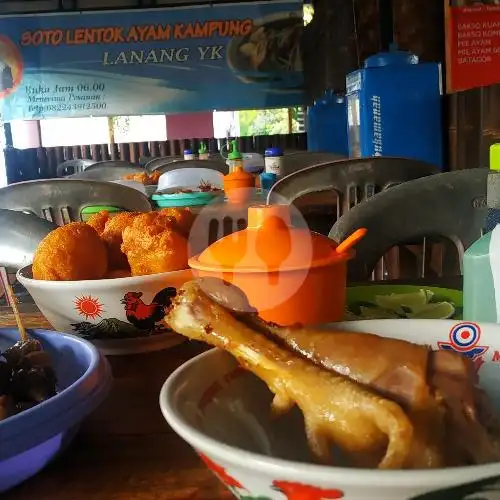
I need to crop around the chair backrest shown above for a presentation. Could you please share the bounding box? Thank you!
[68,164,144,181]
[86,160,139,170]
[268,157,439,212]
[329,169,488,281]
[56,159,96,177]
[0,209,58,269]
[154,159,229,175]
[0,179,152,226]
[145,156,183,173]
[283,152,347,175]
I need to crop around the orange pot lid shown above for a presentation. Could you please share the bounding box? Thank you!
[190,204,354,273]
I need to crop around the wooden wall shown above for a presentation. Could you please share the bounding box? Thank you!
[5,132,307,183]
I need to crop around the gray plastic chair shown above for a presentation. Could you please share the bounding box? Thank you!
[268,157,439,210]
[56,159,96,177]
[0,209,57,269]
[68,163,144,181]
[329,169,488,281]
[267,157,439,235]
[283,152,347,175]
[145,156,183,173]
[0,179,152,226]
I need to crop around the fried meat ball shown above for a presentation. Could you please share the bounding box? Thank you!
[100,212,138,270]
[121,213,188,276]
[86,211,109,235]
[157,208,195,237]
[33,223,108,281]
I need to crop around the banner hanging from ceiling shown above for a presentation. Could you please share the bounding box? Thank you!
[0,0,304,121]
[446,1,500,92]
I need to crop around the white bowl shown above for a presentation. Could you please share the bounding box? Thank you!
[18,265,192,355]
[160,319,500,499]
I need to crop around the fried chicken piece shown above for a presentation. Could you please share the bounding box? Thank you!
[165,279,414,469]
[121,213,188,276]
[33,223,108,281]
[86,210,109,235]
[122,171,160,185]
[100,211,138,269]
[262,322,500,466]
[157,208,195,237]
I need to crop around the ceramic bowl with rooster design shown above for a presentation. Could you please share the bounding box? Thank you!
[160,320,500,500]
[17,265,192,355]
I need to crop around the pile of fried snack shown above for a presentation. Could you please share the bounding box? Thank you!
[32,208,194,281]
[166,279,500,470]
[122,171,161,185]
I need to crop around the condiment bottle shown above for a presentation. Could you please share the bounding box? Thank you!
[184,149,195,161]
[227,140,244,173]
[198,142,209,160]
[260,172,277,192]
[264,147,284,178]
[223,166,254,204]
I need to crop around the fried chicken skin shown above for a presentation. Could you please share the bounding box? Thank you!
[121,213,188,276]
[33,223,108,281]
[122,171,160,185]
[100,212,138,269]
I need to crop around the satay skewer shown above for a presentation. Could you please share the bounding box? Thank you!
[0,269,28,342]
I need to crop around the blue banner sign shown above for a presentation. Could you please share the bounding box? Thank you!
[0,1,304,121]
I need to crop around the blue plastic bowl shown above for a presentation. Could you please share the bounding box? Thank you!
[0,328,113,492]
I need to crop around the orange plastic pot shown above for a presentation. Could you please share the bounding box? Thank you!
[189,205,365,326]
[223,166,255,204]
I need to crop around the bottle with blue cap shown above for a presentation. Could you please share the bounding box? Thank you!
[264,147,284,178]
[463,143,500,323]
[183,149,195,161]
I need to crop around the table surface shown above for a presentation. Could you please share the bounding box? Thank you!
[0,277,463,499]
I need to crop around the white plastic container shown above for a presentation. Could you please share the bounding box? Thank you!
[157,168,224,193]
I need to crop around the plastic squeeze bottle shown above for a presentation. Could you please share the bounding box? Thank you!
[227,140,244,173]
[198,142,209,160]
[463,143,500,323]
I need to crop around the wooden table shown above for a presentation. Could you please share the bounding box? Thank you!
[0,307,232,500]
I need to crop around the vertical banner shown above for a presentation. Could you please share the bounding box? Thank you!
[446,1,500,92]
[0,1,304,120]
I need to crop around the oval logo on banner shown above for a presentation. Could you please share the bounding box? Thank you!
[410,475,500,499]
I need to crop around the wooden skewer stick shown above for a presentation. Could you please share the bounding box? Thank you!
[1,271,28,343]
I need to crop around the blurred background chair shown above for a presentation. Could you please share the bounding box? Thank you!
[0,179,152,226]
[68,163,144,181]
[267,157,439,235]
[329,169,488,281]
[56,159,96,177]
[145,156,183,173]
[282,151,346,176]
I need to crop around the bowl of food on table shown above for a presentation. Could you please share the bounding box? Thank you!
[160,278,500,500]
[17,208,194,355]
[119,171,162,197]
[0,327,111,492]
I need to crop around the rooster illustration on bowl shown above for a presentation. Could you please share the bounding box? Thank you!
[72,287,177,340]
